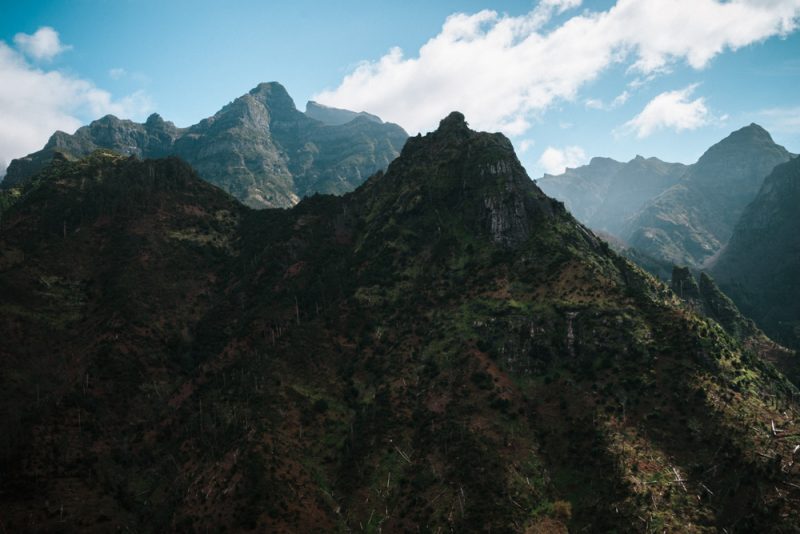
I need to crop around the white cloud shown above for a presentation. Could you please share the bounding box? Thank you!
[538,145,587,174]
[315,0,800,136]
[622,84,710,138]
[755,106,800,133]
[541,0,582,14]
[13,27,71,60]
[612,90,630,107]
[584,90,629,111]
[584,98,604,110]
[518,139,535,153]
[0,39,153,173]
[109,67,127,80]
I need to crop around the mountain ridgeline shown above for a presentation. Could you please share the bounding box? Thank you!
[539,124,794,269]
[538,155,687,237]
[625,124,793,267]
[2,114,800,532]
[2,82,408,208]
[711,155,800,350]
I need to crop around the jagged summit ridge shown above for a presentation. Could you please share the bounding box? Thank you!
[245,81,298,120]
[3,82,408,208]
[359,111,562,248]
[538,153,687,237]
[437,110,468,131]
[623,123,793,266]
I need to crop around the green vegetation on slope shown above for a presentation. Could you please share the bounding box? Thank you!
[2,117,800,533]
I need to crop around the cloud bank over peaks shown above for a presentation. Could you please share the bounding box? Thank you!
[0,28,152,177]
[314,0,800,136]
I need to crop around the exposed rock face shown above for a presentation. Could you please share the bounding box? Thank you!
[3,82,408,208]
[357,111,559,251]
[481,158,532,246]
[670,266,701,301]
[711,156,800,349]
[623,124,793,267]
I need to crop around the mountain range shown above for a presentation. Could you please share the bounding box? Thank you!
[539,124,794,269]
[2,82,408,209]
[540,124,798,350]
[537,155,687,237]
[2,113,800,532]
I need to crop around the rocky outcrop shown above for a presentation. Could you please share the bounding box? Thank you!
[482,159,532,247]
[671,266,701,301]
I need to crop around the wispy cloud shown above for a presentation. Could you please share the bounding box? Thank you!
[0,29,153,174]
[754,106,800,134]
[585,90,630,111]
[621,84,711,138]
[538,145,587,174]
[109,67,127,80]
[315,0,800,136]
[517,139,535,153]
[13,27,71,61]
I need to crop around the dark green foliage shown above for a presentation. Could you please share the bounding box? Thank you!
[2,117,800,533]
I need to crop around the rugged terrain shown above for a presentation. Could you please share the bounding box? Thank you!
[624,124,792,267]
[539,125,793,270]
[538,155,687,237]
[2,115,800,533]
[711,156,800,350]
[2,82,408,209]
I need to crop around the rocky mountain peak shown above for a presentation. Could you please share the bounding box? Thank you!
[362,112,558,249]
[95,114,122,125]
[736,122,773,141]
[4,122,800,533]
[698,122,783,163]
[436,111,469,134]
[145,112,165,127]
[247,81,298,115]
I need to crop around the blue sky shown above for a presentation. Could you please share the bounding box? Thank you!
[1,0,799,177]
